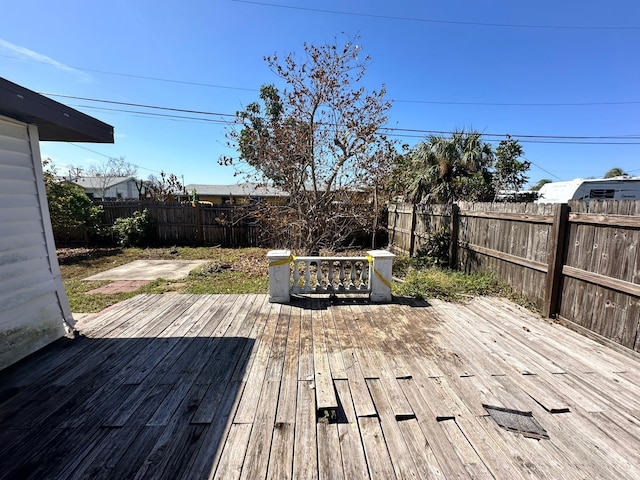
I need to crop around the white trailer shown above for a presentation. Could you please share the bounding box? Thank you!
[535,177,640,203]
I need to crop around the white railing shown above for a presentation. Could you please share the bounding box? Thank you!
[291,257,370,294]
[267,250,395,303]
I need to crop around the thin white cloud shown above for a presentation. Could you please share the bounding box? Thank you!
[0,38,90,81]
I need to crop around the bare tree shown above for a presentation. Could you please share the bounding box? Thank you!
[146,171,185,202]
[84,157,137,200]
[221,37,395,253]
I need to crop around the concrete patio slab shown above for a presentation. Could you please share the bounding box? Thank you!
[83,259,209,281]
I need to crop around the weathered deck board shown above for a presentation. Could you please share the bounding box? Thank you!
[333,379,370,479]
[312,302,339,418]
[2,293,640,479]
[329,303,377,417]
[292,379,318,479]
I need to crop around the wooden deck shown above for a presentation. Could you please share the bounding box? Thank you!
[2,293,640,479]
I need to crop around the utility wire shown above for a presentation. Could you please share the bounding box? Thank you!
[524,157,564,181]
[67,144,164,174]
[393,99,640,106]
[232,0,640,31]
[1,54,636,107]
[0,54,259,93]
[378,126,640,140]
[41,92,237,118]
[73,104,236,125]
[40,93,640,141]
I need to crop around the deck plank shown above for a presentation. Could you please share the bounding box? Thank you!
[367,378,425,478]
[398,378,471,479]
[358,416,397,479]
[213,423,252,480]
[312,302,339,418]
[292,379,318,480]
[266,422,295,480]
[349,304,415,419]
[317,421,344,480]
[334,379,370,480]
[233,301,279,424]
[330,304,377,417]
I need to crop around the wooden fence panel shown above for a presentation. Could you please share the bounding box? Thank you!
[559,200,640,350]
[387,204,451,256]
[97,201,260,247]
[413,204,451,254]
[387,204,414,255]
[456,202,554,308]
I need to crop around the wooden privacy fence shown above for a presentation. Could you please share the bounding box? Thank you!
[97,201,260,247]
[388,201,640,353]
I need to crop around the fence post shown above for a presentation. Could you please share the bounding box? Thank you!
[449,203,460,269]
[267,250,291,303]
[409,204,417,256]
[543,203,569,317]
[368,250,395,302]
[194,202,204,246]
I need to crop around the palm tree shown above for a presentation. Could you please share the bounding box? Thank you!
[531,178,552,191]
[409,130,494,204]
[604,167,627,178]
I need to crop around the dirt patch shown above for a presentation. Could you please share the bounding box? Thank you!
[86,280,150,294]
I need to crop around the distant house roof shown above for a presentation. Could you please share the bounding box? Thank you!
[69,176,136,189]
[185,183,289,197]
[0,77,114,143]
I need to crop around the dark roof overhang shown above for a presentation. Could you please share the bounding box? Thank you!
[0,77,114,143]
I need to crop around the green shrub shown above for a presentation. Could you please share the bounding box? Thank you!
[112,209,155,247]
[45,176,103,242]
[415,227,450,268]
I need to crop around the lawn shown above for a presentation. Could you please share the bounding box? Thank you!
[59,246,271,313]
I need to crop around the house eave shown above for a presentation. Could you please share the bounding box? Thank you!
[0,77,114,143]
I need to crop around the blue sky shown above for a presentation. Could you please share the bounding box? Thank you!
[1,0,639,187]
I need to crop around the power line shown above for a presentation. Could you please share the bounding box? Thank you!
[2,54,637,108]
[524,157,564,181]
[0,54,259,93]
[233,0,640,31]
[393,99,640,107]
[72,104,236,125]
[378,126,640,140]
[67,144,164,174]
[41,92,237,118]
[39,93,640,143]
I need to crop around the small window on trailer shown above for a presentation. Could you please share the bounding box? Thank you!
[589,189,615,199]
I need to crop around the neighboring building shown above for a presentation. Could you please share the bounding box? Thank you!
[536,177,640,203]
[0,77,113,370]
[185,183,289,205]
[68,175,139,200]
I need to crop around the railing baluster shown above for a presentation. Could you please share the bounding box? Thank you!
[292,260,300,293]
[348,261,356,290]
[317,261,323,291]
[339,262,346,290]
[361,262,369,290]
[327,262,334,290]
[304,262,311,291]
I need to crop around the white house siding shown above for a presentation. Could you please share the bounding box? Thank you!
[82,180,136,200]
[0,116,73,370]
